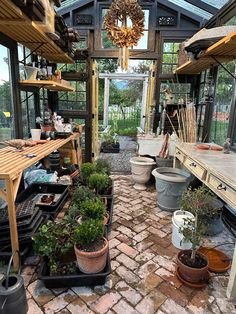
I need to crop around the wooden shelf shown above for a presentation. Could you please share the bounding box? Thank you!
[175,31,236,75]
[0,0,74,64]
[19,79,75,91]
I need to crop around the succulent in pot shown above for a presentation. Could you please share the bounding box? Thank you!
[73,219,109,274]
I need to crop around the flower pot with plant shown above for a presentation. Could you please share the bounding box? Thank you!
[74,219,109,274]
[95,158,111,175]
[79,198,108,225]
[180,186,224,236]
[88,173,113,197]
[100,129,120,153]
[176,187,210,285]
[33,218,75,275]
[80,162,96,185]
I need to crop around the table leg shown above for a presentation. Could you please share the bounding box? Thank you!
[5,178,20,269]
[227,244,236,300]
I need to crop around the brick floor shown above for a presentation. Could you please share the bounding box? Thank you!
[22,174,236,313]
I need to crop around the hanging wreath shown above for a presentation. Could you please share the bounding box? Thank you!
[104,0,145,48]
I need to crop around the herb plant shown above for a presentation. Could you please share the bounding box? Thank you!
[88,173,112,195]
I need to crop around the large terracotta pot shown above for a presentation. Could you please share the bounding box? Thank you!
[74,237,109,274]
[177,250,209,283]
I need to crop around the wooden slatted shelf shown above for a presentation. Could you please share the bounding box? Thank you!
[175,31,236,75]
[0,0,74,64]
[19,79,75,92]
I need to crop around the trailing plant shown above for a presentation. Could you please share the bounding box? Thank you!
[80,163,96,184]
[74,219,104,252]
[88,173,112,195]
[95,158,111,175]
[79,198,106,221]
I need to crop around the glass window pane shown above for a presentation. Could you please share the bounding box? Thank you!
[134,31,148,49]
[21,91,36,138]
[0,45,13,141]
[102,30,116,49]
[210,61,235,145]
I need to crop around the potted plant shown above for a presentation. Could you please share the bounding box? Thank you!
[95,158,111,175]
[180,185,224,236]
[176,187,210,285]
[74,219,109,274]
[88,173,112,197]
[100,129,120,153]
[80,198,108,225]
[80,162,96,185]
[32,218,75,275]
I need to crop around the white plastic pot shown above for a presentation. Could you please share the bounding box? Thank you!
[172,210,194,250]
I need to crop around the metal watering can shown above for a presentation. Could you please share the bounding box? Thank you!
[0,251,28,314]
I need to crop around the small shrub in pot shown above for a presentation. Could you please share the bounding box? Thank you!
[95,158,111,175]
[73,219,109,274]
[80,163,96,185]
[79,198,107,223]
[88,173,112,195]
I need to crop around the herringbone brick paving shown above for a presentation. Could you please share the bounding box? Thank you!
[22,175,236,314]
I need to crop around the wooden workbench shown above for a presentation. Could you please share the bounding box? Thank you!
[0,134,80,268]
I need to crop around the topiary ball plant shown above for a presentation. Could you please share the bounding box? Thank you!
[95,158,111,175]
[74,218,104,252]
[88,173,112,195]
[79,198,106,221]
[80,162,96,185]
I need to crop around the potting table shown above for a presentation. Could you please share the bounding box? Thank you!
[0,134,80,268]
[174,142,236,299]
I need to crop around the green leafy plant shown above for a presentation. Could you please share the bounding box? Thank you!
[89,173,112,195]
[32,218,74,274]
[95,158,111,175]
[71,185,96,206]
[101,129,118,145]
[79,198,106,220]
[74,219,104,251]
[80,163,96,184]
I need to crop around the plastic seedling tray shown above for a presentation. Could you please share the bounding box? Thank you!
[17,183,69,215]
[39,254,111,289]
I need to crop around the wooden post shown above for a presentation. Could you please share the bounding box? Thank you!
[227,245,236,300]
[141,77,149,130]
[5,177,20,268]
[103,78,110,128]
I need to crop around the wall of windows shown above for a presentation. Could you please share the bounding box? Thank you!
[0,44,14,141]
[162,42,181,74]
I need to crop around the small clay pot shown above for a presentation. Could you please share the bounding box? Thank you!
[41,194,55,204]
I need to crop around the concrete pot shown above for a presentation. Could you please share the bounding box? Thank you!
[152,167,191,211]
[130,157,156,191]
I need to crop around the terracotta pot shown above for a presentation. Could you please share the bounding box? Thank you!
[41,125,52,132]
[103,212,109,225]
[177,250,209,283]
[74,237,109,274]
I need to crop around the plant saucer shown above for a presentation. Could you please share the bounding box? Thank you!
[175,267,211,288]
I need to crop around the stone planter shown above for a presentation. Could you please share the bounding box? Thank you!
[152,167,191,211]
[130,157,156,191]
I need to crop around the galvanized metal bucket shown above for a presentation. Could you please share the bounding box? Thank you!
[0,251,28,314]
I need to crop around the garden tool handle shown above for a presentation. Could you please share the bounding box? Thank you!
[5,250,21,290]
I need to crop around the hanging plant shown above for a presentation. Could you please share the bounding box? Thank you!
[104,0,145,48]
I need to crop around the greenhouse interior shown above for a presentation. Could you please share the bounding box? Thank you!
[1,0,236,313]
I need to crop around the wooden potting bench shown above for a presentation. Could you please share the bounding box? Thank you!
[0,134,80,268]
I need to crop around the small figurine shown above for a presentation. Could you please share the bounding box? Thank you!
[223,138,231,154]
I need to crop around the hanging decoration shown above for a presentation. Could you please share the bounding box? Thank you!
[104,0,144,70]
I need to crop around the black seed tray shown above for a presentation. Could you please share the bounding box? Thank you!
[16,183,69,215]
[0,216,44,246]
[39,254,111,289]
[0,208,40,231]
[106,197,113,235]
[0,195,37,226]
[0,211,43,237]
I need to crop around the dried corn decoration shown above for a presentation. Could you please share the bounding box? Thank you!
[104,0,144,70]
